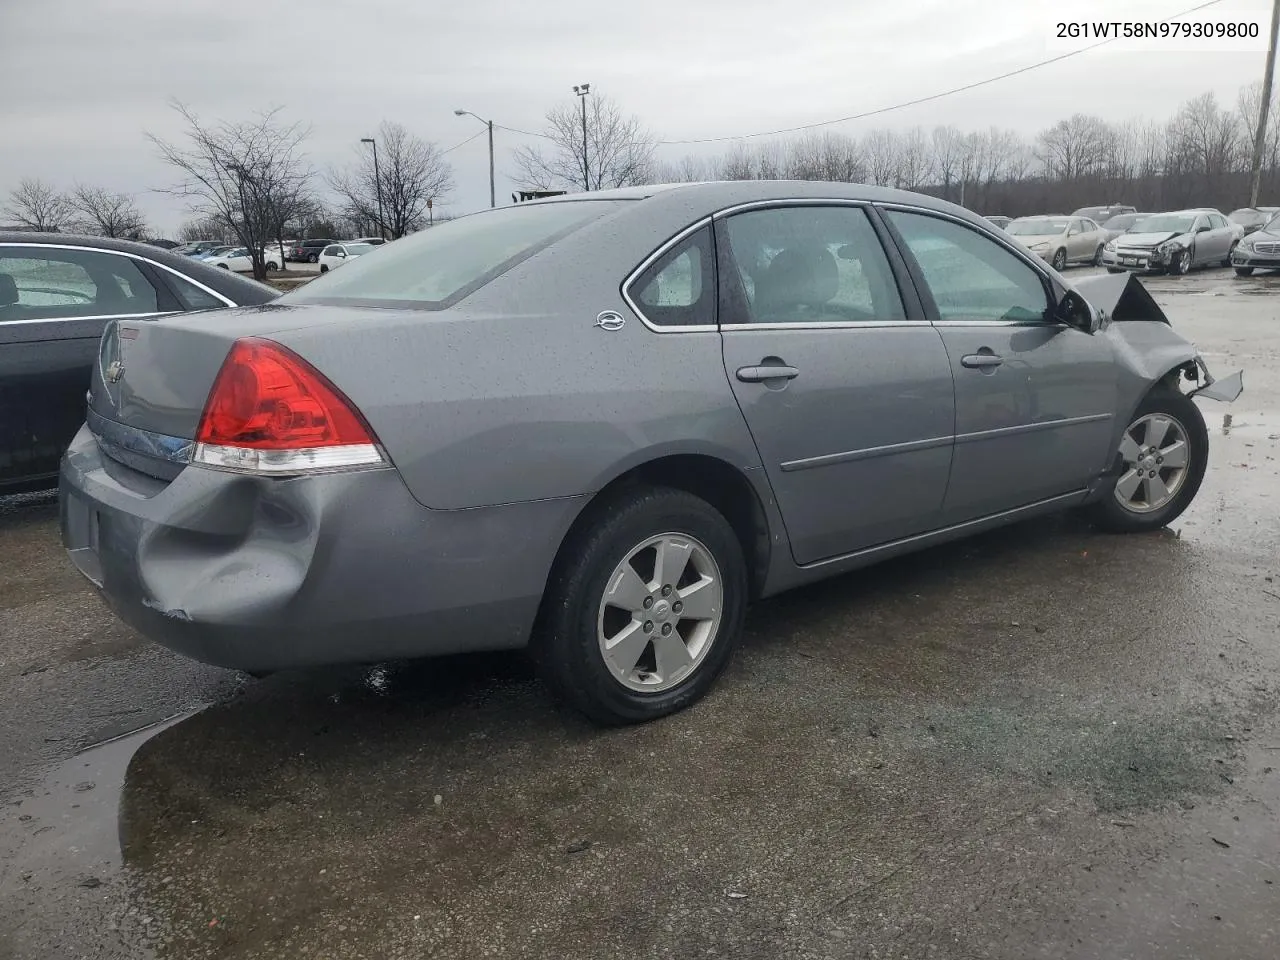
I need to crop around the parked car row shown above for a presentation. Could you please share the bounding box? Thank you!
[986,204,1255,276]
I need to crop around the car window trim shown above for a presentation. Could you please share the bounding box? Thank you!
[876,203,1061,329]
[620,217,717,333]
[0,241,236,310]
[707,198,927,330]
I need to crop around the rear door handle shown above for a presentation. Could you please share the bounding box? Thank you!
[736,364,799,383]
[960,353,1003,369]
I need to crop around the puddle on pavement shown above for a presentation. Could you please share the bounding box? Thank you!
[0,710,201,959]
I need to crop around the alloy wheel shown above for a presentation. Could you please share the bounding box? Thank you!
[597,532,723,693]
[1052,249,1067,271]
[1113,413,1191,513]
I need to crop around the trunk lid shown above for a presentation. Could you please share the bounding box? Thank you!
[87,304,366,478]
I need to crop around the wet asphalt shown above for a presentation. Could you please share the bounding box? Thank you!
[1,266,1279,960]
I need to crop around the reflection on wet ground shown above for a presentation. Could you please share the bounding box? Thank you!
[2,268,1279,959]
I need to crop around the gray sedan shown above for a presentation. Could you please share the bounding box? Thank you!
[59,182,1243,724]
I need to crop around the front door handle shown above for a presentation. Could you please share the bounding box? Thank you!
[736,364,799,383]
[960,353,1003,369]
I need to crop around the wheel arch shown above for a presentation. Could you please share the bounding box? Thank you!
[546,452,776,604]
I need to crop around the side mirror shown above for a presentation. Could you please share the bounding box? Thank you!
[1055,289,1102,334]
[1196,225,1211,233]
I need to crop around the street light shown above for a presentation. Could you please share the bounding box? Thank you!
[359,137,387,240]
[454,109,495,209]
[573,83,591,191]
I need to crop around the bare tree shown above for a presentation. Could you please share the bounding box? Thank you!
[787,132,864,182]
[4,178,73,232]
[150,102,313,280]
[330,121,453,240]
[894,127,933,189]
[1171,93,1243,183]
[863,129,900,186]
[931,126,963,202]
[718,142,758,181]
[1035,114,1115,180]
[514,94,656,191]
[178,216,234,243]
[69,184,147,238]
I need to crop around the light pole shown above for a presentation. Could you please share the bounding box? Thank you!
[454,109,496,208]
[359,137,387,240]
[573,83,591,191]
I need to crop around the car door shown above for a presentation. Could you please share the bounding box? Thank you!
[1065,219,1087,261]
[882,209,1118,524]
[0,245,166,487]
[713,203,956,565]
[1080,219,1104,261]
[1208,213,1234,260]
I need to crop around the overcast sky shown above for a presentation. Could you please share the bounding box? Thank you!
[0,0,1273,234]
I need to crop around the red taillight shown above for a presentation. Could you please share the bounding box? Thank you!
[193,338,383,474]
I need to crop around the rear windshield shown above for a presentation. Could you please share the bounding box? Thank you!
[284,200,623,309]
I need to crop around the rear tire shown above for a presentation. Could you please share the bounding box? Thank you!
[308,253,319,263]
[1087,387,1208,533]
[218,263,229,270]
[535,487,747,725]
[266,261,279,272]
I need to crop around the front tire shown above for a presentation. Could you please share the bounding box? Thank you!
[308,253,319,263]
[1051,248,1067,271]
[218,263,229,270]
[1235,266,1254,276]
[1106,266,1124,274]
[1223,244,1236,267]
[1168,249,1191,275]
[535,487,747,725]
[266,261,279,272]
[1093,245,1105,266]
[319,264,328,273]
[1088,387,1208,533]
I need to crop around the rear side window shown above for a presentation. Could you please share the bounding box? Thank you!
[165,271,227,310]
[0,246,159,322]
[286,202,622,309]
[719,205,907,324]
[630,226,714,327]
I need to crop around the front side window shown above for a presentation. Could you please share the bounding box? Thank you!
[887,210,1050,323]
[630,226,714,327]
[719,206,906,324]
[286,201,623,309]
[0,246,159,322]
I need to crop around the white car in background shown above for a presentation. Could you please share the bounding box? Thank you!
[259,242,288,270]
[203,246,255,272]
[318,242,375,273]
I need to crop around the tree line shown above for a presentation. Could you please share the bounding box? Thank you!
[7,80,1280,280]
[519,81,1280,218]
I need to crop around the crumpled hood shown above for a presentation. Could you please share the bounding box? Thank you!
[1115,231,1181,249]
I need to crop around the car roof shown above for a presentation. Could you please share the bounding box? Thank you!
[0,231,278,304]
[522,180,990,213]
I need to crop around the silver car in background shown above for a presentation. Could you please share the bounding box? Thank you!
[1006,215,1108,270]
[1101,209,1241,274]
[60,181,1242,724]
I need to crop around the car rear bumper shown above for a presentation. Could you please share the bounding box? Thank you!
[59,424,585,673]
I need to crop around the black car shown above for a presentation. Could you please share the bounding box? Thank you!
[288,238,336,263]
[0,232,278,492]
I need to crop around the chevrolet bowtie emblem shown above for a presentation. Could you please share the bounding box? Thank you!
[105,360,125,383]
